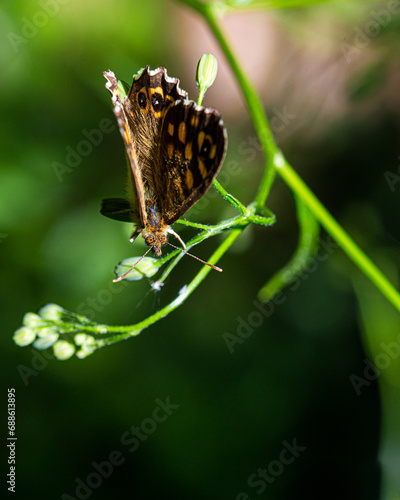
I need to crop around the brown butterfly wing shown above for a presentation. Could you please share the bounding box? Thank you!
[104,67,188,227]
[104,68,227,232]
[123,67,188,205]
[103,70,146,227]
[157,100,227,225]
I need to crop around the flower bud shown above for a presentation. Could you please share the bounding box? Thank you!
[74,334,97,358]
[76,345,96,359]
[37,326,58,337]
[33,331,59,350]
[74,334,95,346]
[196,54,218,92]
[13,327,36,346]
[23,312,43,327]
[53,341,75,360]
[114,256,160,281]
[38,303,65,321]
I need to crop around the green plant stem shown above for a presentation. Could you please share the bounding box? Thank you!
[101,227,243,345]
[43,207,275,350]
[180,0,354,14]
[17,0,400,360]
[36,227,244,351]
[258,194,320,301]
[217,0,339,13]
[200,4,277,207]
[176,219,214,230]
[187,1,400,312]
[161,210,275,282]
[197,87,206,106]
[213,179,248,213]
[275,155,400,310]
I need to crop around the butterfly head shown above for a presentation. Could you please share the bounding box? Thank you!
[142,229,168,257]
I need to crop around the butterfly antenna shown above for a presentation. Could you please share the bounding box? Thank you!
[167,227,187,250]
[112,246,153,283]
[167,242,222,272]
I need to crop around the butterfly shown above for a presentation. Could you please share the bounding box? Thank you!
[101,66,227,271]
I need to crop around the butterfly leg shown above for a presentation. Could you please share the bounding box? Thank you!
[167,227,187,250]
[130,228,143,243]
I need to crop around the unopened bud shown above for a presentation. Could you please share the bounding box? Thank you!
[23,312,43,327]
[53,341,75,360]
[13,327,36,346]
[196,54,218,94]
[38,303,65,321]
[114,256,160,281]
[74,334,95,346]
[74,334,97,358]
[76,345,96,359]
[33,331,59,350]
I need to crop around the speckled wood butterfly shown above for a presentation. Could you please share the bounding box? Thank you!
[101,66,227,275]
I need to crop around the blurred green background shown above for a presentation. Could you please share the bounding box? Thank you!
[2,0,400,498]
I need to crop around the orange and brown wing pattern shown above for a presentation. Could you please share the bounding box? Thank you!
[158,100,227,225]
[123,67,189,198]
[103,66,227,252]
[128,66,188,120]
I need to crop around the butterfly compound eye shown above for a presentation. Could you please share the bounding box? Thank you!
[145,235,155,246]
[151,93,164,112]
[137,91,147,109]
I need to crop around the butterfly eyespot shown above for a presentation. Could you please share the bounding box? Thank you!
[160,235,168,246]
[137,91,147,109]
[200,138,212,157]
[151,93,164,112]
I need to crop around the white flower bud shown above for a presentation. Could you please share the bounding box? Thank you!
[196,54,218,92]
[13,327,36,346]
[53,341,75,360]
[76,345,96,359]
[23,313,43,327]
[74,334,96,346]
[38,303,65,321]
[115,257,160,281]
[33,332,59,350]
